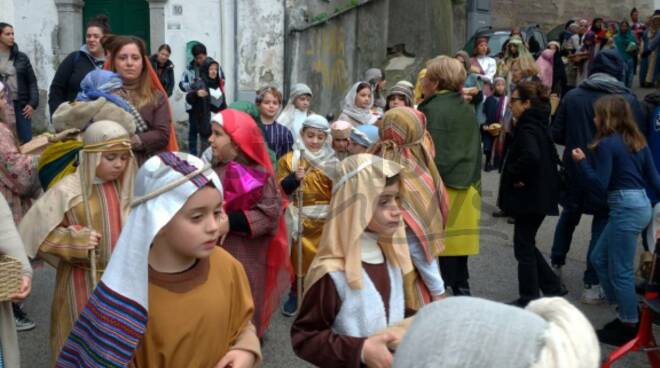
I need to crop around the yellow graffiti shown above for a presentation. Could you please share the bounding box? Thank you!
[305,23,349,93]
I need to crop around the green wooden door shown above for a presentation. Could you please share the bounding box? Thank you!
[83,0,150,50]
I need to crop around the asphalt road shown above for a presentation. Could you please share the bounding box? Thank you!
[18,86,657,367]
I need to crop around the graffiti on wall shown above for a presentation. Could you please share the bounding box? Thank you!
[305,22,349,95]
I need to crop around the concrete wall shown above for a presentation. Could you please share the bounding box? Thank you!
[287,0,389,117]
[491,0,654,32]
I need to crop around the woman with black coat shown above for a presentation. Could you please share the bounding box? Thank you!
[185,58,226,155]
[48,15,110,115]
[498,80,565,307]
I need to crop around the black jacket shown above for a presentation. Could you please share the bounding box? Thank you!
[8,44,38,109]
[498,105,560,216]
[150,54,175,97]
[48,49,100,115]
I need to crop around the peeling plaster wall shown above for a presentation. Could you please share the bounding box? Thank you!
[491,0,654,32]
[9,0,58,131]
[236,0,285,101]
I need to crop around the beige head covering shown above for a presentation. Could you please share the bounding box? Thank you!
[52,97,136,134]
[304,154,413,292]
[20,120,136,259]
[330,120,353,139]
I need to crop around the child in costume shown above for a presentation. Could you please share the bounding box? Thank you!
[19,119,136,363]
[372,107,450,308]
[206,109,290,337]
[55,152,260,368]
[348,124,380,155]
[338,82,379,126]
[330,120,352,160]
[481,77,508,171]
[277,114,337,315]
[291,154,413,368]
[278,83,314,137]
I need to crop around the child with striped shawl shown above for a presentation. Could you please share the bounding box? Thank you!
[55,152,260,368]
[18,119,137,364]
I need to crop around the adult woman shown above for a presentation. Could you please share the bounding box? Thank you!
[0,193,32,368]
[614,21,638,88]
[470,37,497,93]
[497,35,536,80]
[640,12,660,88]
[0,23,38,143]
[338,82,378,126]
[364,67,387,113]
[49,15,110,115]
[418,56,481,296]
[455,51,484,117]
[497,80,564,307]
[149,44,175,97]
[106,35,175,163]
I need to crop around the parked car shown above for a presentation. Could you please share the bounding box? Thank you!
[462,25,547,58]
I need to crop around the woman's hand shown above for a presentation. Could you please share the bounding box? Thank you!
[571,148,586,162]
[9,276,32,302]
[362,333,396,368]
[214,349,256,368]
[22,105,34,119]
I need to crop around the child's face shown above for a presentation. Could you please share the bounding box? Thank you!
[208,64,219,80]
[209,124,238,163]
[332,138,350,152]
[95,150,131,182]
[388,95,407,109]
[494,81,506,96]
[355,87,372,109]
[301,127,326,153]
[593,114,602,129]
[258,92,281,119]
[511,64,523,83]
[348,141,368,155]
[294,95,311,111]
[367,181,401,237]
[157,186,226,259]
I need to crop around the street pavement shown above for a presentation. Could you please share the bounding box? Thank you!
[19,86,657,367]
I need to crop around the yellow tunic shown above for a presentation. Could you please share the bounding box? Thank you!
[441,186,481,256]
[132,247,260,368]
[277,152,333,276]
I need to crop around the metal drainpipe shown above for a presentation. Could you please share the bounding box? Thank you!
[233,0,239,100]
[283,1,291,100]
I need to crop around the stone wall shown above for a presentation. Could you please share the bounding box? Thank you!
[491,0,655,33]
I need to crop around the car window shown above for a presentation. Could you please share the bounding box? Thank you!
[488,34,509,57]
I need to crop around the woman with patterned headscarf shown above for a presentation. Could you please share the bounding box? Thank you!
[372,107,450,308]
[19,119,137,364]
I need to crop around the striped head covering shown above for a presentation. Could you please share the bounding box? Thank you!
[56,152,222,367]
[371,107,449,261]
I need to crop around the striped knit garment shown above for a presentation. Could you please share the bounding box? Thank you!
[56,281,147,367]
[263,121,294,159]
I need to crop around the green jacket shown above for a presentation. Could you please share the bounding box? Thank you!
[418,91,481,190]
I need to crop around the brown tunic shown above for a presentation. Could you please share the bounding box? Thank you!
[291,262,392,368]
[132,247,261,368]
[214,164,282,336]
[134,91,171,163]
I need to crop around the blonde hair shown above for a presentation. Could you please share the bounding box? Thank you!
[590,95,646,153]
[527,298,600,368]
[425,56,466,92]
[511,58,540,80]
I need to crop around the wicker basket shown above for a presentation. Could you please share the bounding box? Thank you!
[0,255,22,302]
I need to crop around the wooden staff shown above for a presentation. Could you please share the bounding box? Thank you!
[79,152,98,285]
[296,149,305,311]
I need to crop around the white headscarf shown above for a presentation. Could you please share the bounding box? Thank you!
[55,152,224,366]
[292,114,339,181]
[278,83,313,135]
[342,82,378,125]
